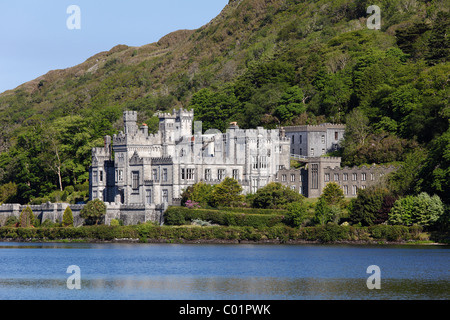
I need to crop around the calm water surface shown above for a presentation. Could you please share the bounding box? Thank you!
[0,242,448,300]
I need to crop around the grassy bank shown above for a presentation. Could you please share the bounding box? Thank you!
[0,224,447,244]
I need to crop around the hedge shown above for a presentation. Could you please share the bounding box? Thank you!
[0,224,432,243]
[164,206,285,228]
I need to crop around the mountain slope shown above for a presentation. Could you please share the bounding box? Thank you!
[0,0,449,204]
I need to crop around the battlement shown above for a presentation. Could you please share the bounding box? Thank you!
[284,123,346,132]
[123,110,138,122]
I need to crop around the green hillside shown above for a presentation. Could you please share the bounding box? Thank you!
[0,0,448,205]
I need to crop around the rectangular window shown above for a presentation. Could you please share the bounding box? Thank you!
[311,164,318,189]
[282,174,287,182]
[260,156,267,169]
[118,169,123,182]
[252,156,257,169]
[132,171,139,190]
[334,173,339,181]
[152,169,158,181]
[352,185,357,195]
[162,189,168,203]
[343,185,348,195]
[93,190,98,199]
[335,131,339,140]
[145,189,152,204]
[325,173,330,182]
[290,174,295,182]
[290,185,296,190]
[218,169,225,181]
[204,169,211,181]
[310,148,314,157]
[291,135,294,144]
[187,168,195,180]
[252,178,258,193]
[371,173,375,181]
[321,135,325,144]
[343,173,348,181]
[93,171,98,183]
[232,169,239,180]
[99,170,103,182]
[361,173,366,181]
[181,168,186,180]
[299,135,302,144]
[162,168,168,182]
[352,173,357,181]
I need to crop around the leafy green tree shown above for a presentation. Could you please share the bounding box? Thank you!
[62,206,74,227]
[0,182,17,204]
[209,177,244,208]
[426,11,450,65]
[180,182,214,208]
[350,186,390,226]
[273,86,306,123]
[419,129,450,204]
[284,201,308,227]
[252,182,303,209]
[190,87,239,132]
[80,199,107,225]
[388,193,444,228]
[314,197,341,225]
[19,206,35,228]
[321,182,345,207]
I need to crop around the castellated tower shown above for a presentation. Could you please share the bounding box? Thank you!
[123,111,138,135]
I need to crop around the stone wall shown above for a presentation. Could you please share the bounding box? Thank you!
[0,202,165,227]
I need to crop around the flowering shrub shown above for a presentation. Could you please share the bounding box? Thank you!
[185,200,201,209]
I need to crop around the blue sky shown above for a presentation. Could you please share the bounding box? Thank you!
[0,0,229,93]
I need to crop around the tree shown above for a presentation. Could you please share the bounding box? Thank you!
[19,206,35,228]
[426,11,450,65]
[350,186,390,226]
[62,206,74,227]
[252,182,303,209]
[0,182,17,204]
[320,182,345,207]
[80,199,107,225]
[273,86,306,124]
[180,182,214,208]
[314,197,341,225]
[284,201,308,227]
[209,177,244,208]
[388,193,444,228]
[341,109,371,165]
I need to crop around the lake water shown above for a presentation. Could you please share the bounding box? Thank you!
[0,242,448,300]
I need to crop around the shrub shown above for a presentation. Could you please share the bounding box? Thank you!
[19,206,35,227]
[62,206,74,227]
[252,182,304,209]
[350,186,391,226]
[80,199,107,225]
[388,193,445,228]
[163,206,284,228]
[284,201,308,227]
[209,177,244,208]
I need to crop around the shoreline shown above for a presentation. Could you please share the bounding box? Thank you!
[0,238,446,246]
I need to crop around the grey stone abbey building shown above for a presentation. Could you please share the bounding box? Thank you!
[90,110,395,209]
[0,109,396,226]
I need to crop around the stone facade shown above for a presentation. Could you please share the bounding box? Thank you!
[275,157,396,198]
[90,110,291,207]
[284,123,345,157]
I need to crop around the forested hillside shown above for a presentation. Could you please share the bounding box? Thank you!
[0,0,448,205]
